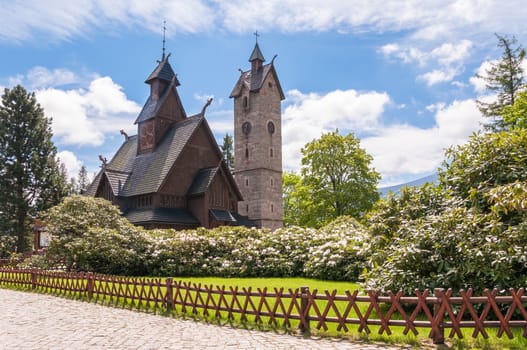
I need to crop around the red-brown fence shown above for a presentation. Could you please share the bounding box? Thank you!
[1,268,527,344]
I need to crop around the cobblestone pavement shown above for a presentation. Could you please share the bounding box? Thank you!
[0,288,413,350]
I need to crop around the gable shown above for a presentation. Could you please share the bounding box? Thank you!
[121,116,202,196]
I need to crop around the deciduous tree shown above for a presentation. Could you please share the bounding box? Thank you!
[300,130,380,226]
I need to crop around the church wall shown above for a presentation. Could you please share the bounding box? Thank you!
[159,123,221,199]
[188,195,209,227]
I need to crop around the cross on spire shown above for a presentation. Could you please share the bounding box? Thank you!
[162,20,167,60]
[253,30,260,43]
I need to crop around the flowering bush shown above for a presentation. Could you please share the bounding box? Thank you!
[38,196,371,280]
[303,216,370,281]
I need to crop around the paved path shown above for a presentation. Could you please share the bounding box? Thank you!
[0,288,412,350]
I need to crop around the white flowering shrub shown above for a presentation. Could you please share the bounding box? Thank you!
[303,216,369,280]
[38,196,369,280]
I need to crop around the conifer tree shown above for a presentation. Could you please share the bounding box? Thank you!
[76,165,90,194]
[220,133,234,171]
[0,85,68,252]
[477,34,526,131]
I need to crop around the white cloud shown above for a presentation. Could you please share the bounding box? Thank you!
[383,40,472,86]
[1,1,525,45]
[364,99,484,185]
[282,87,484,186]
[470,60,495,93]
[418,68,458,86]
[35,75,140,146]
[282,88,390,171]
[0,0,215,43]
[26,67,79,89]
[57,150,82,180]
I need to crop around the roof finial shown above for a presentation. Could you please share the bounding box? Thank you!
[162,20,167,60]
[253,30,260,44]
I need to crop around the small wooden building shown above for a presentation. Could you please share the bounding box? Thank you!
[85,54,246,230]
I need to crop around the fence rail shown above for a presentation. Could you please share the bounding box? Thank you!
[1,268,527,344]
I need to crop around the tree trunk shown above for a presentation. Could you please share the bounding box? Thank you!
[16,206,28,253]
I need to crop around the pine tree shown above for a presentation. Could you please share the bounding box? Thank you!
[77,165,90,194]
[220,133,234,171]
[477,34,526,131]
[0,85,68,252]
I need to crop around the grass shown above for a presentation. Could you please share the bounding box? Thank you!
[2,273,527,349]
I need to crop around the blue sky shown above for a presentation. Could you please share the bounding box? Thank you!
[1,1,526,186]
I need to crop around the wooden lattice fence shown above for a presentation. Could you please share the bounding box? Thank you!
[1,268,527,344]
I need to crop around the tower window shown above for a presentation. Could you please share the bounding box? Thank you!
[267,121,275,134]
[245,147,249,159]
[243,96,248,109]
[246,204,249,213]
[271,204,274,213]
[268,82,273,88]
[270,148,273,157]
[270,177,274,186]
[245,178,249,187]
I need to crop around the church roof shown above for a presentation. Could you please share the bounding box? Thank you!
[145,55,178,84]
[229,62,285,100]
[125,207,199,226]
[88,115,203,197]
[248,43,265,62]
[210,209,237,222]
[187,166,218,196]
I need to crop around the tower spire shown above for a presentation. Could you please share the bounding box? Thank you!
[162,20,166,60]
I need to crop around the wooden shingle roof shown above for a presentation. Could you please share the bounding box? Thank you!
[125,207,199,226]
[87,115,203,198]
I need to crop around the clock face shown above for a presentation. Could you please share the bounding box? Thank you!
[140,121,154,149]
[267,121,275,134]
[242,121,252,135]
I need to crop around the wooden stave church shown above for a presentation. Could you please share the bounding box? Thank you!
[85,52,247,230]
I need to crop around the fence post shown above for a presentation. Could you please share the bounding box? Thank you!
[299,286,310,334]
[31,270,37,290]
[165,278,174,311]
[86,272,94,299]
[433,288,445,344]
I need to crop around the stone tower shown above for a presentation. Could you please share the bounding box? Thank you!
[230,41,285,230]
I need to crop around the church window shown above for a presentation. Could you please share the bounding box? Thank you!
[245,147,249,159]
[271,204,274,213]
[270,148,273,157]
[246,204,249,213]
[245,178,249,187]
[270,177,274,186]
[243,96,248,109]
[268,82,273,88]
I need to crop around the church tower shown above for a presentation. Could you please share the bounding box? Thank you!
[230,40,285,230]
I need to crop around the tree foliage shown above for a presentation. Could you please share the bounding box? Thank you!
[43,195,143,272]
[477,34,526,131]
[502,90,527,130]
[0,85,69,252]
[76,165,90,194]
[363,129,527,293]
[282,171,321,227]
[299,130,380,226]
